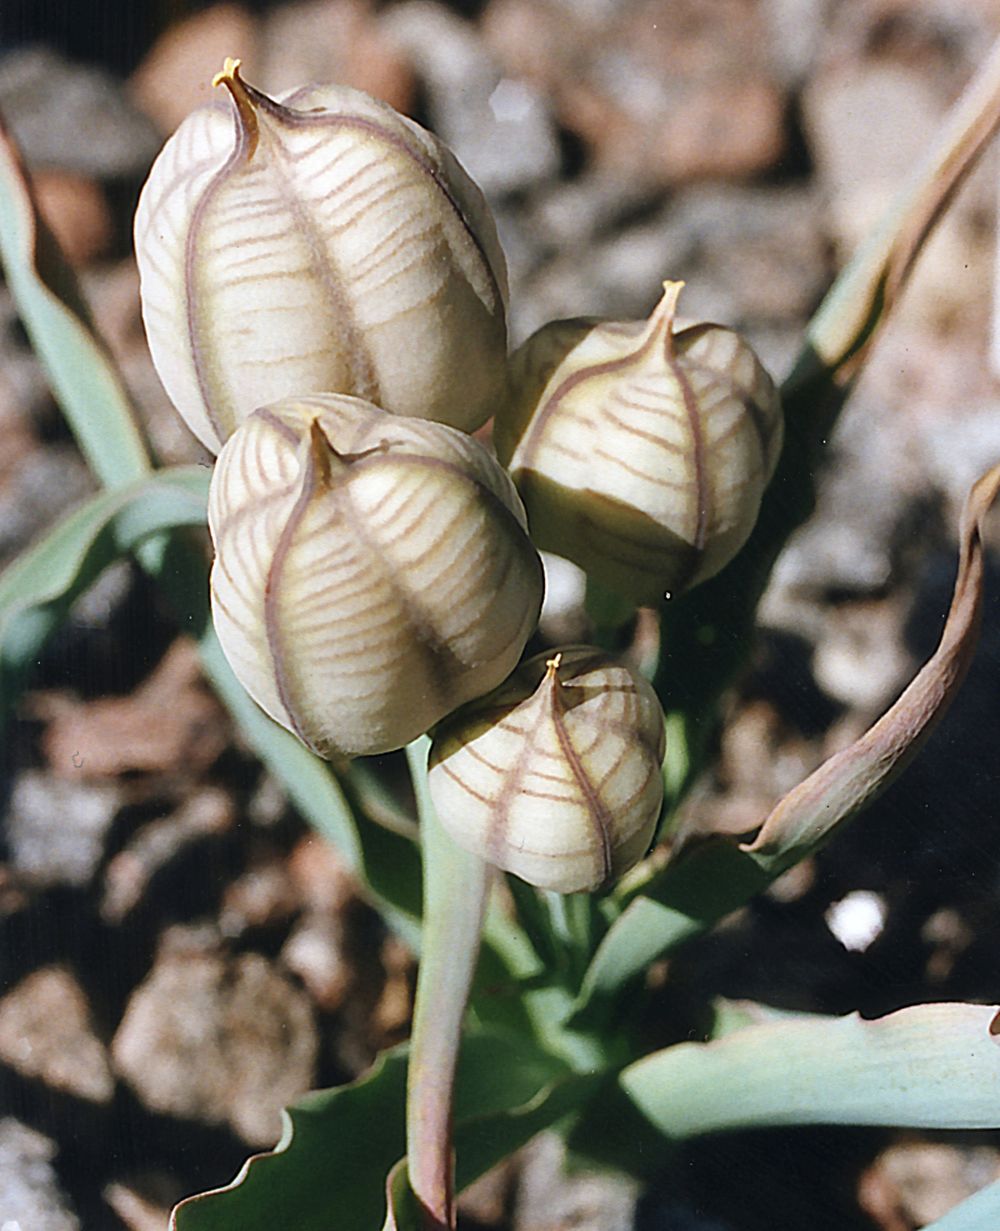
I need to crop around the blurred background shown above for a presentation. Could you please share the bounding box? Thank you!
[1,1,999,1228]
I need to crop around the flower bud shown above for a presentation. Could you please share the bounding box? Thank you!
[208,394,543,759]
[494,282,783,604]
[428,647,665,893]
[135,58,509,454]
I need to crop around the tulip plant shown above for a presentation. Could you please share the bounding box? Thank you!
[1,43,1000,1231]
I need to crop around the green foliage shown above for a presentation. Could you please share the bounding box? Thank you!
[170,1029,582,1231]
[924,1179,1000,1231]
[621,1003,1000,1137]
[0,467,208,712]
[0,114,152,488]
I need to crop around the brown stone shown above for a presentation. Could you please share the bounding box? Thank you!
[39,638,227,780]
[0,966,114,1103]
[128,4,261,135]
[370,934,414,1046]
[287,834,357,913]
[104,1178,176,1231]
[80,260,213,466]
[101,789,235,924]
[112,948,318,1146]
[30,170,111,267]
[483,0,786,185]
[261,0,416,114]
[219,860,300,938]
[861,1143,1000,1228]
[281,913,354,1012]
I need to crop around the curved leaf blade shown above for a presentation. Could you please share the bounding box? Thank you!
[171,1030,579,1231]
[924,1179,1000,1231]
[0,467,210,709]
[620,1002,1000,1138]
[0,110,153,486]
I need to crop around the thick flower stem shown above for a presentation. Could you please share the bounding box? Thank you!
[405,738,493,1230]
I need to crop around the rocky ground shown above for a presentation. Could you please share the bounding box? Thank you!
[1,1,999,1228]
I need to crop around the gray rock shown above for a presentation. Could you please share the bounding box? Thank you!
[280,913,353,1013]
[112,948,318,1146]
[5,770,122,889]
[760,0,832,86]
[512,1131,638,1231]
[67,560,132,630]
[763,388,927,607]
[920,404,1000,515]
[0,1118,80,1231]
[0,48,160,178]
[516,182,828,345]
[384,2,560,196]
[528,173,662,252]
[0,445,94,570]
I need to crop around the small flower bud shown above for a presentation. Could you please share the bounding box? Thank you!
[495,282,783,604]
[208,394,543,759]
[428,647,665,893]
[136,59,509,454]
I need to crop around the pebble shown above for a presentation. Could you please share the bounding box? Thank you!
[921,406,1000,516]
[512,1130,639,1231]
[6,770,121,889]
[281,913,353,1013]
[385,1,560,196]
[100,788,235,924]
[0,965,114,1103]
[128,4,260,135]
[112,947,318,1145]
[761,391,924,607]
[40,640,227,780]
[218,860,299,940]
[0,1118,80,1231]
[103,1175,177,1231]
[484,0,786,186]
[860,1142,1000,1227]
[260,0,416,114]
[29,171,112,267]
[760,0,831,86]
[0,48,159,178]
[0,447,94,576]
[811,597,914,712]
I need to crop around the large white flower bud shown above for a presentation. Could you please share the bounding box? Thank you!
[136,59,509,453]
[429,648,665,893]
[495,282,783,605]
[208,394,543,759]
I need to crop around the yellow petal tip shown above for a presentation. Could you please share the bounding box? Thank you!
[212,57,243,90]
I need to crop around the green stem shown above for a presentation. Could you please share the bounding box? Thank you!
[405,738,492,1229]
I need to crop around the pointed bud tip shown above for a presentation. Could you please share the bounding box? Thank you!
[653,279,685,327]
[542,652,566,702]
[211,56,244,90]
[636,279,685,353]
[211,55,259,155]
